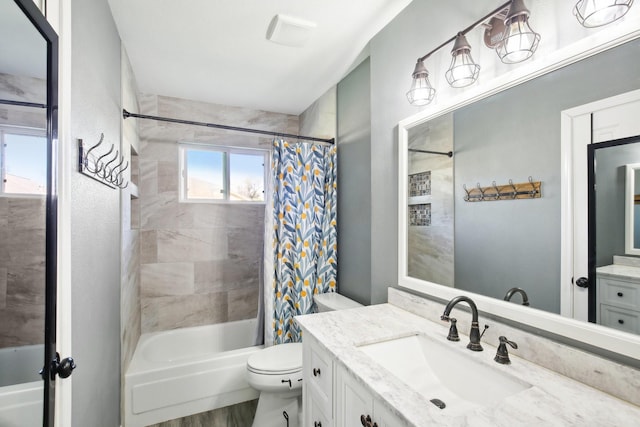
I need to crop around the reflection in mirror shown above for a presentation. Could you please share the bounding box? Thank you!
[407,113,454,287]
[404,38,640,331]
[0,0,48,425]
[625,162,640,254]
[593,139,640,335]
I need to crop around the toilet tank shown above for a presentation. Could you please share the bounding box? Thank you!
[314,292,363,312]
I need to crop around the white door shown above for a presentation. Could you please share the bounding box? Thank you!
[562,89,640,320]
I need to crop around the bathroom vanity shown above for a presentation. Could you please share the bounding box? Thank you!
[296,289,640,426]
[596,256,640,334]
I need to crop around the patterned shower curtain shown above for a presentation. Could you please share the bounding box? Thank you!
[270,139,337,344]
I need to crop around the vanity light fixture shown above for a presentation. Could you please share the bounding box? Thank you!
[445,33,481,88]
[574,0,634,28]
[494,0,540,64]
[407,1,512,106]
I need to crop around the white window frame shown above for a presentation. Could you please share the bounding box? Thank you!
[0,125,47,197]
[179,143,269,204]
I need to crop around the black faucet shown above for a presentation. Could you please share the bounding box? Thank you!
[441,296,484,351]
[503,287,530,306]
[494,336,518,364]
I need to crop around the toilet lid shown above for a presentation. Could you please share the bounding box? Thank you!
[247,343,303,374]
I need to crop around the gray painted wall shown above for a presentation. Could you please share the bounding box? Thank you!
[595,142,640,268]
[70,0,122,424]
[453,39,640,314]
[340,0,640,305]
[337,58,372,305]
[366,0,478,304]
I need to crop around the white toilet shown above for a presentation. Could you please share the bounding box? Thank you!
[246,292,362,427]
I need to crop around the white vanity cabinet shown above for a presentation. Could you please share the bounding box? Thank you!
[596,264,640,334]
[336,365,404,427]
[303,335,405,427]
[303,334,334,427]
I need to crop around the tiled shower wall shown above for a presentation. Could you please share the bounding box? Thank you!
[121,48,141,374]
[407,113,454,287]
[138,94,299,333]
[0,196,46,348]
[0,73,47,348]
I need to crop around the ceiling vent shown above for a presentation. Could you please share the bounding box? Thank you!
[266,14,317,47]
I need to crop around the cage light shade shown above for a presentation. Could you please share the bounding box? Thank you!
[574,0,634,27]
[445,33,481,88]
[496,0,541,64]
[406,61,436,106]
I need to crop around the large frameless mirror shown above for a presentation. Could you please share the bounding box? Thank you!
[0,0,58,426]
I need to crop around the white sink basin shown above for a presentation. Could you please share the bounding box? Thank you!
[358,334,531,414]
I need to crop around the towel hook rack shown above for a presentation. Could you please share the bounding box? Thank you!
[463,177,541,203]
[78,133,129,189]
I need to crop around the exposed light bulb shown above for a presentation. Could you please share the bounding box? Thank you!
[497,0,541,64]
[445,33,481,88]
[406,61,436,106]
[574,0,634,28]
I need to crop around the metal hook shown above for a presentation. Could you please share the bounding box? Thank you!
[528,176,536,198]
[100,149,120,180]
[83,133,105,173]
[108,155,126,184]
[492,180,501,200]
[93,144,115,175]
[463,184,471,201]
[508,179,517,199]
[476,182,485,201]
[113,160,129,187]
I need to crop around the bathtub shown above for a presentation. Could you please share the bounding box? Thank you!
[124,318,263,427]
[0,344,44,427]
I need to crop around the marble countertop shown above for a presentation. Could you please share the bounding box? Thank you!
[296,304,640,427]
[597,263,640,281]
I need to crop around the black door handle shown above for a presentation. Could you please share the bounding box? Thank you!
[575,277,589,288]
[49,353,76,379]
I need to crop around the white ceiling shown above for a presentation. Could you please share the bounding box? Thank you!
[107,0,413,115]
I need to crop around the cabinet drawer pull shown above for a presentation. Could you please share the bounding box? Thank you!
[313,368,321,377]
[617,292,624,297]
[360,414,377,427]
[619,319,625,324]
[314,422,322,427]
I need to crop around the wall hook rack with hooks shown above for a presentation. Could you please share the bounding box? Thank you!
[78,133,129,189]
[463,176,541,202]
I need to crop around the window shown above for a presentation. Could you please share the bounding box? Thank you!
[0,127,47,195]
[179,144,267,203]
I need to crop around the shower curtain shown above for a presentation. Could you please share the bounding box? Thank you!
[264,139,338,345]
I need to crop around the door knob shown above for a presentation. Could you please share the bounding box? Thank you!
[575,277,589,288]
[50,352,76,379]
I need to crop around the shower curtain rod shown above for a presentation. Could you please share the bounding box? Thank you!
[0,98,47,109]
[122,109,335,144]
[409,148,453,157]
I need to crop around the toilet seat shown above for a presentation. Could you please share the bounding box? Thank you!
[246,343,303,393]
[247,343,302,375]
